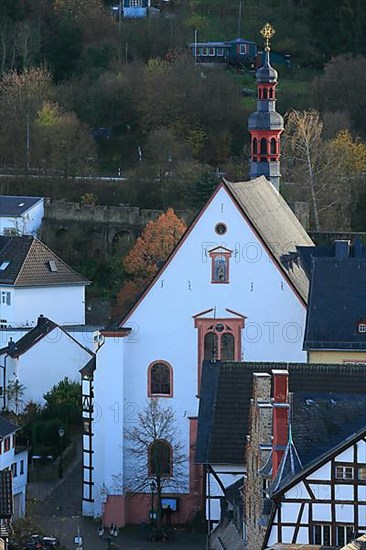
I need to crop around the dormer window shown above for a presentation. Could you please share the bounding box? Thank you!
[208,246,232,283]
[48,260,58,272]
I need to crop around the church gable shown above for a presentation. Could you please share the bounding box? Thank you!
[120,179,309,330]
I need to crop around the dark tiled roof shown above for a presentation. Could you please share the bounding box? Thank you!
[0,317,57,358]
[0,470,13,518]
[80,356,96,376]
[270,391,366,494]
[0,236,89,287]
[0,316,95,359]
[304,258,366,350]
[225,177,313,303]
[292,392,366,468]
[0,195,43,216]
[0,415,19,438]
[196,362,366,465]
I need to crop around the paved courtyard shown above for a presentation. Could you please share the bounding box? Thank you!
[28,459,207,550]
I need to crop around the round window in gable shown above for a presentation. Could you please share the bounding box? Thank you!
[215,223,227,235]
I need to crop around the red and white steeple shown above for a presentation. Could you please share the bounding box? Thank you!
[248,23,284,192]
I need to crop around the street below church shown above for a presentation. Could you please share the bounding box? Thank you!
[28,457,206,550]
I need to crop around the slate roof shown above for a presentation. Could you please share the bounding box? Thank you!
[0,195,43,216]
[0,415,19,438]
[0,236,89,287]
[0,315,95,359]
[270,391,366,494]
[0,470,13,519]
[304,258,366,350]
[196,361,366,465]
[0,317,57,358]
[225,177,313,303]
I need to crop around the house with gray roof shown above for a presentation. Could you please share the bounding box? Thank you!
[0,196,44,237]
[301,239,366,364]
[0,314,95,407]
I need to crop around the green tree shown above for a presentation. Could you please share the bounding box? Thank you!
[43,377,81,426]
[33,100,97,175]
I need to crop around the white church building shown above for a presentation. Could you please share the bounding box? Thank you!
[82,176,314,526]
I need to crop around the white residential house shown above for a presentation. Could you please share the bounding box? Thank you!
[0,416,28,519]
[82,175,314,527]
[0,235,90,329]
[0,196,44,237]
[0,315,96,408]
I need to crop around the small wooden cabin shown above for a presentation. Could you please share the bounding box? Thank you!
[188,37,290,69]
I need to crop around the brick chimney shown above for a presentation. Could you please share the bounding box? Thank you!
[272,369,289,477]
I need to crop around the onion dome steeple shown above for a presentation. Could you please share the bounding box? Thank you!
[248,23,284,192]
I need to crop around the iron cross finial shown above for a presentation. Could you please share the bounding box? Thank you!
[260,22,276,52]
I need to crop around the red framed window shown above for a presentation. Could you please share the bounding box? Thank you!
[194,310,245,391]
[149,440,172,477]
[208,246,232,284]
[148,361,173,398]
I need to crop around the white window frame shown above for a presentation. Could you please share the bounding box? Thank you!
[313,524,331,545]
[239,44,248,55]
[335,465,354,480]
[1,291,11,306]
[201,47,208,56]
[336,525,354,546]
[216,47,224,56]
[209,47,215,57]
[129,0,142,7]
[358,323,366,333]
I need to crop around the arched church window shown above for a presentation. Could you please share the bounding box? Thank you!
[260,138,267,155]
[149,440,172,476]
[221,333,235,360]
[270,138,276,154]
[204,332,218,361]
[253,138,258,154]
[148,361,173,397]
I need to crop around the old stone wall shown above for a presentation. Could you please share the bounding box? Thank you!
[41,200,195,262]
[245,373,272,550]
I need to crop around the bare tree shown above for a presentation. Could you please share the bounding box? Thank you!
[123,399,187,530]
[281,109,356,231]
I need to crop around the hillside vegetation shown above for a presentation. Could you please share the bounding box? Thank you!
[0,0,365,230]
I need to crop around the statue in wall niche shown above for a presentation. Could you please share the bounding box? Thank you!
[215,256,226,281]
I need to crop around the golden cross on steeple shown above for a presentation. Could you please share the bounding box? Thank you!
[260,22,276,52]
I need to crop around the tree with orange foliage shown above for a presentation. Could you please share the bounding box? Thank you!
[114,209,187,317]
[124,208,187,280]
